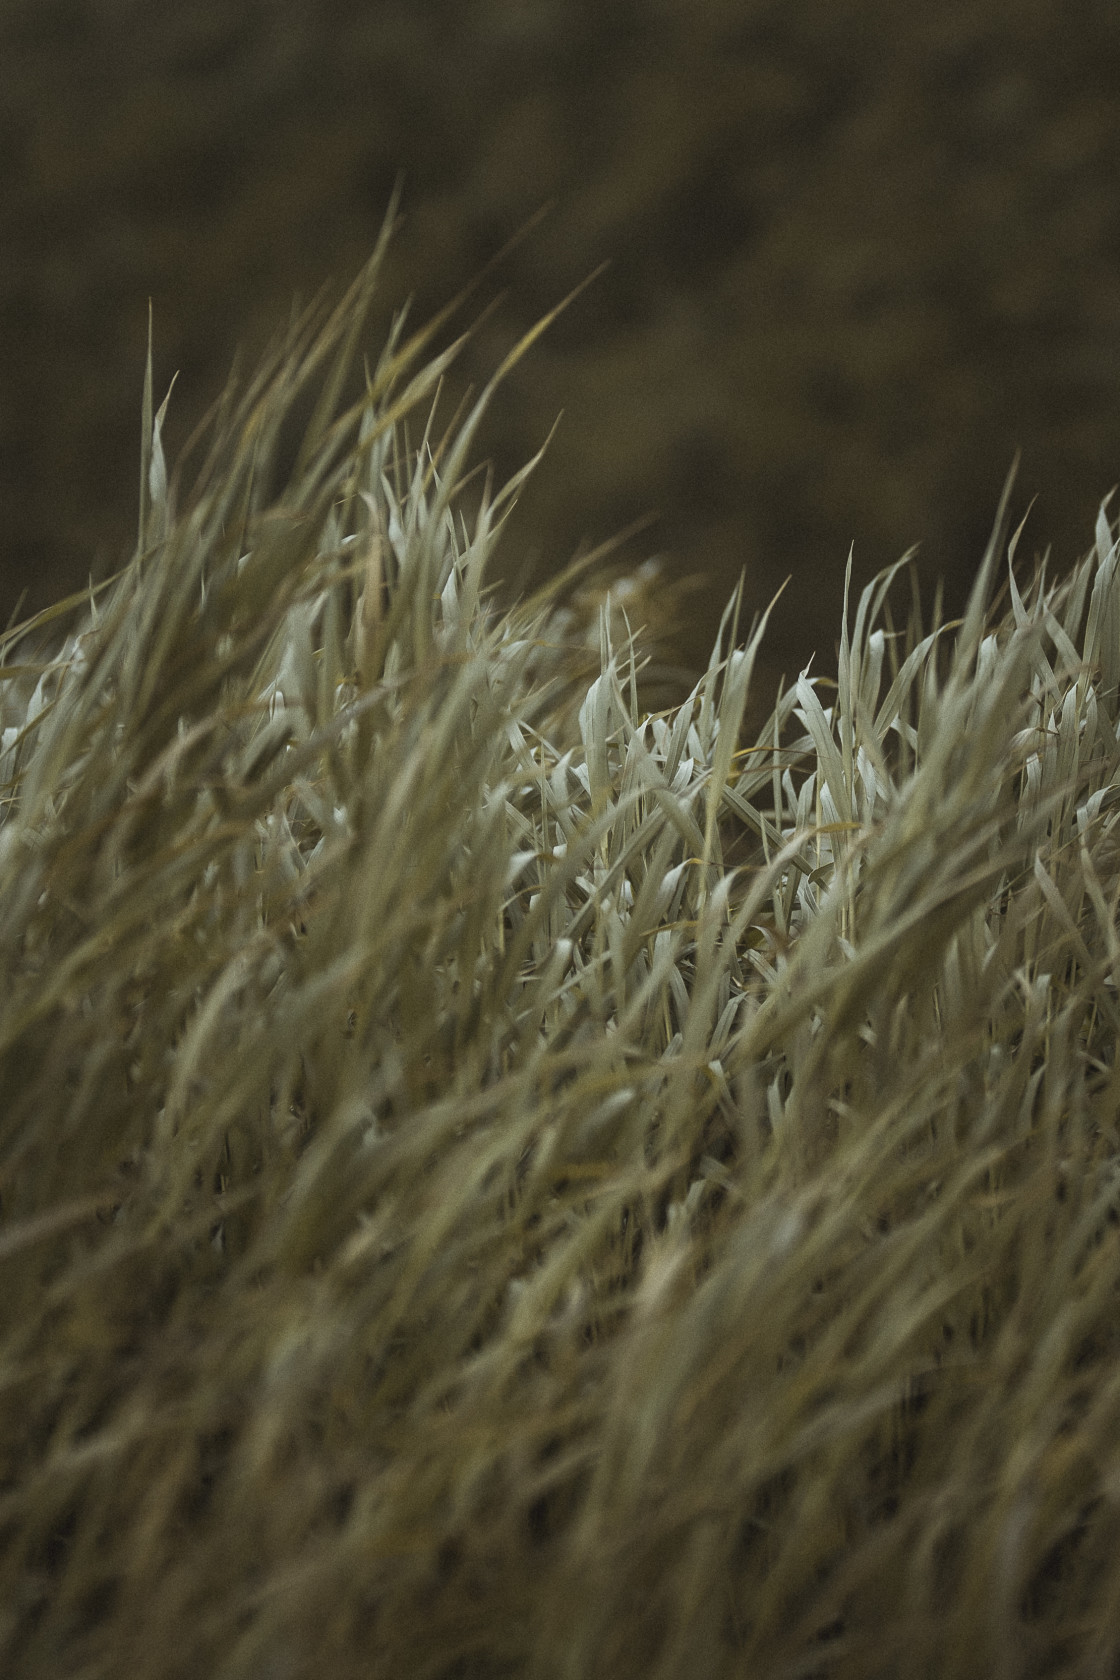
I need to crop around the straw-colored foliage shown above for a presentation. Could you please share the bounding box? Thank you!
[4,216,1120,1679]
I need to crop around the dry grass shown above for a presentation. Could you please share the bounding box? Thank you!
[3,210,1120,1679]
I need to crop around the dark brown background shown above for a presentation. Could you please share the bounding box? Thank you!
[2,0,1120,706]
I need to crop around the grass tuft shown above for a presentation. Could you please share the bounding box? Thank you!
[3,222,1120,1679]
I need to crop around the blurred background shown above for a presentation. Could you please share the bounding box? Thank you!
[2,0,1119,714]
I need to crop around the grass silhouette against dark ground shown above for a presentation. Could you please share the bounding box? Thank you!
[3,0,1120,710]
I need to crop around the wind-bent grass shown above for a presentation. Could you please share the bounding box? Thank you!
[3,216,1120,1679]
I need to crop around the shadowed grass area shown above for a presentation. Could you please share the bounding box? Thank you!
[3,219,1120,1680]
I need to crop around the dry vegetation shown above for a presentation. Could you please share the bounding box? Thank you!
[3,219,1120,1678]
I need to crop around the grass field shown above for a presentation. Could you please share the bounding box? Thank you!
[3,217,1120,1678]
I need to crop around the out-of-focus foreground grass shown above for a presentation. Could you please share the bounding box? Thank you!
[3,217,1120,1679]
